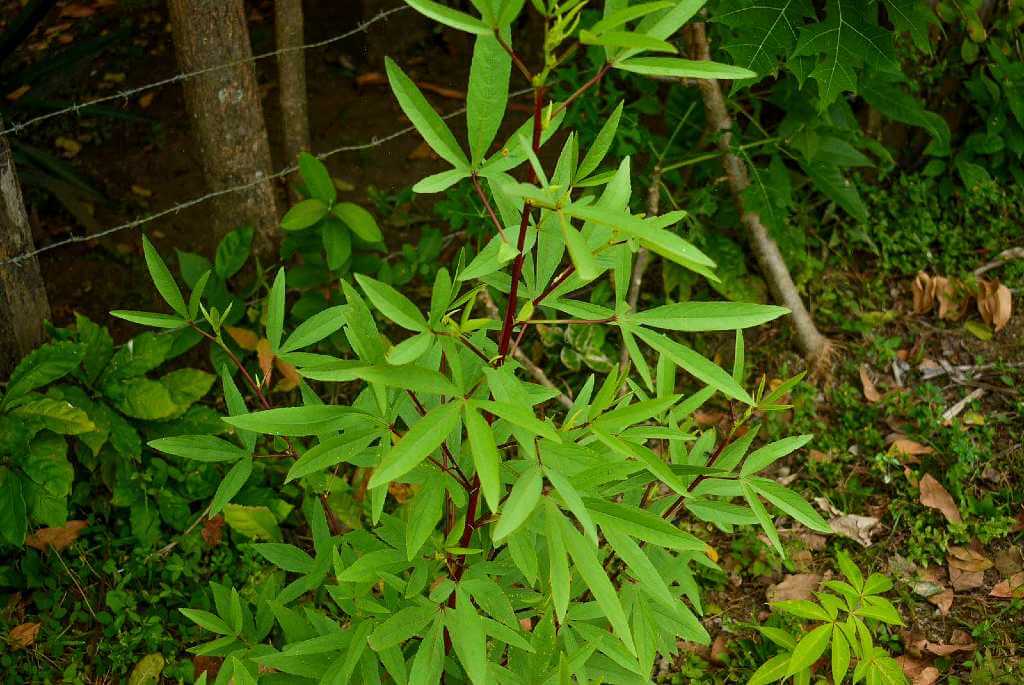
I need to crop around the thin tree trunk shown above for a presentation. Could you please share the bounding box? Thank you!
[685,22,833,371]
[168,0,279,256]
[1,118,51,377]
[275,0,311,202]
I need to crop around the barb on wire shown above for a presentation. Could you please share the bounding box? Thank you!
[1,87,535,267]
[0,5,409,138]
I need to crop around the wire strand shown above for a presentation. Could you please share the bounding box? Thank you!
[2,87,535,267]
[0,5,409,138]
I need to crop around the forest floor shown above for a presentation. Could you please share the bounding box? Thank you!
[1,1,1021,683]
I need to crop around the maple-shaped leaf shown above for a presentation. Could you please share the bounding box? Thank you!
[792,0,899,110]
[882,0,936,53]
[712,0,816,76]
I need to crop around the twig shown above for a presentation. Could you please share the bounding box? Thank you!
[941,387,985,423]
[53,548,97,620]
[974,247,1024,276]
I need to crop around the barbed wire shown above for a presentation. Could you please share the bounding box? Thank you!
[0,5,409,138]
[2,87,535,267]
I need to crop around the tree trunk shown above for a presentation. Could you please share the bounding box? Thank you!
[167,0,279,256]
[684,22,833,373]
[1,119,51,377]
[275,0,311,198]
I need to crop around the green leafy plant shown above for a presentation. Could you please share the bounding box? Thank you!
[0,309,218,547]
[113,1,842,682]
[748,552,906,685]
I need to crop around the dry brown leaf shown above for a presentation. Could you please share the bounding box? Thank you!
[932,276,966,320]
[355,71,386,87]
[408,141,437,161]
[989,571,1024,599]
[927,588,954,615]
[897,655,939,685]
[25,520,87,551]
[202,515,224,547]
[256,339,274,388]
[138,92,156,109]
[809,449,830,463]
[993,547,1023,576]
[225,326,260,351]
[919,474,962,524]
[767,574,821,602]
[977,279,1012,332]
[8,623,40,650]
[694,410,725,427]
[923,630,975,656]
[888,436,937,462]
[274,358,301,392]
[61,4,96,18]
[710,634,729,664]
[6,84,31,101]
[193,655,222,681]
[55,136,82,158]
[797,533,828,550]
[830,513,880,547]
[912,272,933,314]
[947,547,993,572]
[859,364,882,403]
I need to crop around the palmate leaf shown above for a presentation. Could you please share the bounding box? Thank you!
[792,0,899,110]
[712,0,816,76]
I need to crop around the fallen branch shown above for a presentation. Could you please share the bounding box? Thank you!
[478,289,573,409]
[683,22,833,374]
[941,387,985,424]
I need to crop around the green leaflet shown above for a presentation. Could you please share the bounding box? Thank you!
[405,0,490,35]
[385,57,469,169]
[627,301,789,331]
[223,405,380,436]
[633,327,753,404]
[298,152,335,205]
[467,33,511,165]
[148,435,248,462]
[558,513,636,656]
[492,464,542,542]
[615,56,756,80]
[142,235,187,317]
[333,202,383,243]
[446,588,489,685]
[355,273,429,332]
[266,268,286,352]
[464,404,502,513]
[368,401,462,488]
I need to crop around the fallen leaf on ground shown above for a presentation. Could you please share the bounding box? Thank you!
[61,4,96,17]
[408,141,437,161]
[830,514,880,547]
[355,71,386,87]
[977,279,1012,331]
[808,449,830,463]
[201,515,224,547]
[912,272,933,314]
[889,437,933,462]
[859,364,882,402]
[927,588,954,615]
[932,276,965,320]
[767,574,821,602]
[919,630,976,656]
[710,634,729,664]
[994,546,1022,576]
[989,571,1024,599]
[947,547,991,591]
[25,520,87,551]
[138,92,156,108]
[6,85,30,101]
[8,623,40,650]
[897,655,939,685]
[919,474,962,524]
[797,533,828,550]
[192,656,222,681]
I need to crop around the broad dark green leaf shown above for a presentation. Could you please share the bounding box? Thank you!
[333,202,383,243]
[298,152,335,205]
[787,623,832,676]
[281,198,329,230]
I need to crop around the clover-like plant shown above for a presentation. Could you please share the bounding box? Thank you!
[114,1,837,682]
